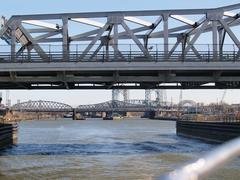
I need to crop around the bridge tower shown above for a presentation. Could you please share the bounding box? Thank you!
[112,89,129,102]
[123,89,130,102]
[145,89,152,105]
[112,89,120,101]
[145,89,167,105]
[144,89,167,118]
[155,89,167,106]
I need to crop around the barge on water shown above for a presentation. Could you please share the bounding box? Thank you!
[176,103,240,143]
[177,120,240,143]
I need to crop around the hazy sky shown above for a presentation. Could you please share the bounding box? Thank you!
[1,0,240,106]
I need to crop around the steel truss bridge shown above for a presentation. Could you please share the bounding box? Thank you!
[11,100,166,113]
[11,100,73,112]
[11,99,196,113]
[76,100,160,113]
[1,4,240,89]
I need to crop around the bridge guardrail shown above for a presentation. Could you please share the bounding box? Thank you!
[0,51,238,63]
[0,44,239,62]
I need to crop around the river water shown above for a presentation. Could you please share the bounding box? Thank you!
[0,118,239,180]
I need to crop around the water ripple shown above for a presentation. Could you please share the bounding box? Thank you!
[1,138,213,156]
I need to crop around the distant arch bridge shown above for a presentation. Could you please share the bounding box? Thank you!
[11,100,73,112]
[179,100,197,107]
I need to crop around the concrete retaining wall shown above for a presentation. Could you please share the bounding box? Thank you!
[177,120,240,143]
[0,123,18,149]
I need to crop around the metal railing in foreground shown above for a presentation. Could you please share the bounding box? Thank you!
[158,137,240,180]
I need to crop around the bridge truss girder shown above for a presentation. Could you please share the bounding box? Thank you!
[12,100,73,112]
[1,3,240,59]
[11,99,193,113]
[1,4,240,89]
[76,100,157,113]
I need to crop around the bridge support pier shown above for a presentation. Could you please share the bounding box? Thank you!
[142,111,156,119]
[105,111,112,118]
[105,111,127,118]
[72,108,76,120]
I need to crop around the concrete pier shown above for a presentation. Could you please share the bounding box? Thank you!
[0,123,18,149]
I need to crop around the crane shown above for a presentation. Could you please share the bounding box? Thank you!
[220,90,227,104]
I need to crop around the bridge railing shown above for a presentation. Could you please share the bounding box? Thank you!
[0,44,239,62]
[0,51,238,63]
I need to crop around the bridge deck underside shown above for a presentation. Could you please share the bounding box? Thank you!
[1,61,240,89]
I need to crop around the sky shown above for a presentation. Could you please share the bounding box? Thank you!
[1,0,240,106]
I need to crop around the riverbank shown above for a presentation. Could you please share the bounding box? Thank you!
[153,116,179,121]
[11,112,64,121]
[0,123,18,149]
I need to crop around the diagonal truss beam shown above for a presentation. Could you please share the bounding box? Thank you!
[18,24,49,60]
[22,20,60,30]
[79,23,110,60]
[70,29,100,41]
[146,16,162,36]
[184,19,209,54]
[70,18,104,28]
[124,16,152,27]
[219,18,240,49]
[121,21,150,57]
[34,31,61,41]
[170,15,196,26]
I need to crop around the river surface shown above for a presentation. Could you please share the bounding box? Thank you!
[0,118,240,180]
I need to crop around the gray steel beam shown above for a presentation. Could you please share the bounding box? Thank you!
[212,20,219,60]
[78,23,109,60]
[184,20,209,54]
[18,24,49,60]
[10,24,16,61]
[34,31,61,42]
[4,84,240,90]
[10,4,240,21]
[121,21,150,57]
[163,14,169,58]
[62,17,69,61]
[0,61,240,71]
[1,75,240,83]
